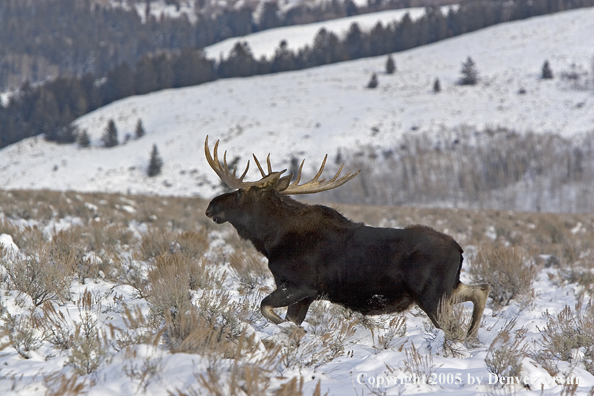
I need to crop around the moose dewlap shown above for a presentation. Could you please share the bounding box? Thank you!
[204,137,490,339]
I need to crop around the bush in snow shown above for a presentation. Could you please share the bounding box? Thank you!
[470,246,537,308]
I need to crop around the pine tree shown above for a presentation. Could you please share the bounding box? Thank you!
[542,60,553,79]
[385,54,396,74]
[367,73,378,89]
[459,56,479,85]
[135,119,145,139]
[102,119,119,148]
[433,78,441,93]
[78,129,91,148]
[148,144,163,177]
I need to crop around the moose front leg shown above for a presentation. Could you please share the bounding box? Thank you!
[286,297,315,325]
[261,284,317,325]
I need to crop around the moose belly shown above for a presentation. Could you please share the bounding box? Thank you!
[323,283,415,315]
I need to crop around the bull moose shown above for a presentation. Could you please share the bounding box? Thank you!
[204,137,490,338]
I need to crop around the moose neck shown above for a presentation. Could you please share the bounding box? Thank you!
[232,194,304,258]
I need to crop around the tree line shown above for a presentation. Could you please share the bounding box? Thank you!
[1,0,592,148]
[0,0,416,91]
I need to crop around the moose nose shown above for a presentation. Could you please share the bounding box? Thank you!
[205,207,213,218]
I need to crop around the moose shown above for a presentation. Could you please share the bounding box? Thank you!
[204,137,490,338]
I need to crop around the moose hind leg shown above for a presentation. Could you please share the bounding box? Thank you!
[450,282,490,338]
[261,284,317,325]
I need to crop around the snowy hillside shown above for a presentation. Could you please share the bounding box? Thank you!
[0,7,592,198]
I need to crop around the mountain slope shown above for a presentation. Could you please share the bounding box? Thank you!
[0,7,592,198]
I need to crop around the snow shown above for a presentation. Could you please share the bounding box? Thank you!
[0,233,19,254]
[1,206,593,395]
[1,8,592,199]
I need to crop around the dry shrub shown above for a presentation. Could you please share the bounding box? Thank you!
[274,318,357,371]
[534,302,594,376]
[4,242,74,306]
[145,254,194,321]
[372,316,407,352]
[43,372,87,396]
[37,301,74,350]
[66,290,109,375]
[140,227,178,260]
[470,246,537,308]
[86,219,133,254]
[436,297,472,355]
[0,222,45,253]
[192,363,274,396]
[485,319,528,380]
[0,311,42,359]
[403,343,438,384]
[229,247,271,292]
[110,303,163,351]
[167,307,235,355]
[50,226,111,283]
[176,229,210,259]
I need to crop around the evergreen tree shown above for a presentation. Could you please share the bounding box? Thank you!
[78,129,91,148]
[433,78,441,93]
[367,73,378,89]
[542,60,554,79]
[459,57,478,85]
[271,40,295,73]
[134,57,159,95]
[385,54,396,74]
[259,2,281,30]
[102,119,119,147]
[344,22,366,59]
[135,119,146,139]
[148,144,163,177]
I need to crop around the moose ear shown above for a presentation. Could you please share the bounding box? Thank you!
[276,174,293,192]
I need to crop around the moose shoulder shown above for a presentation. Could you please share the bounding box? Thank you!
[204,137,490,338]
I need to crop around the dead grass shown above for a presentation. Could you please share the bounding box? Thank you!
[229,246,272,293]
[485,319,528,381]
[435,297,472,356]
[534,302,594,376]
[4,242,75,306]
[402,343,438,384]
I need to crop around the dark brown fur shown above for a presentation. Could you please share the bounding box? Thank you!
[206,186,490,338]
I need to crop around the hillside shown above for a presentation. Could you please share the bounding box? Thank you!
[1,7,592,208]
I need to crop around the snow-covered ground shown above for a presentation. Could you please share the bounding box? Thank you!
[0,8,593,200]
[1,197,594,396]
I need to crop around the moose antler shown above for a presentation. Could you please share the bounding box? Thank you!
[205,136,360,194]
[205,136,283,189]
[279,155,360,195]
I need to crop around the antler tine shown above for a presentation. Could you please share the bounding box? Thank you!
[266,154,273,174]
[329,163,345,182]
[289,160,305,187]
[253,154,267,177]
[280,155,360,195]
[312,155,328,183]
[205,136,256,190]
